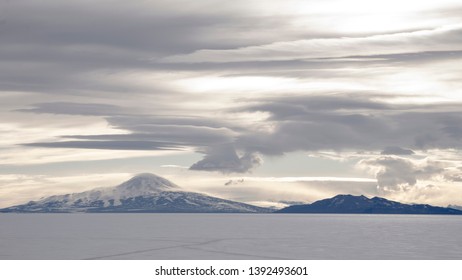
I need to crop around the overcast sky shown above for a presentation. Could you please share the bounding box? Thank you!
[1,0,462,208]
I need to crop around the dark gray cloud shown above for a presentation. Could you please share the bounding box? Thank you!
[371,157,418,189]
[0,0,323,95]
[359,156,447,195]
[23,140,181,151]
[105,115,242,135]
[20,113,238,154]
[345,50,462,65]
[163,25,462,63]
[246,94,393,113]
[381,146,415,155]
[224,179,244,186]
[443,166,462,182]
[102,116,239,147]
[18,102,123,116]
[236,95,462,154]
[0,1,264,55]
[16,94,462,173]
[60,129,234,148]
[189,144,262,173]
[155,50,462,79]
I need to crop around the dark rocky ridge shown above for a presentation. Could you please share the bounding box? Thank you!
[278,194,462,215]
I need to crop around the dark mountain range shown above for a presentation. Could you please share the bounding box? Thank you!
[277,194,462,215]
[448,204,462,211]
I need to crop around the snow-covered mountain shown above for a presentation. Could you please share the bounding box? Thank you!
[0,173,271,213]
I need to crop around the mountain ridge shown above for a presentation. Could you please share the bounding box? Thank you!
[448,204,462,211]
[277,194,462,215]
[2,175,461,215]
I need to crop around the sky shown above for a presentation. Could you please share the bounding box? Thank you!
[1,0,462,208]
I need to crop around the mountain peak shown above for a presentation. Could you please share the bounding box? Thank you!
[128,173,177,185]
[132,173,166,180]
[332,194,367,199]
[328,194,369,205]
[116,173,180,195]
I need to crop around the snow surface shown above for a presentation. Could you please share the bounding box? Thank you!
[1,214,462,260]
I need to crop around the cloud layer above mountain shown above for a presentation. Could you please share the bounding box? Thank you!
[1,0,462,206]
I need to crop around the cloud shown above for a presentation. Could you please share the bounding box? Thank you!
[443,166,462,182]
[359,156,446,192]
[361,157,418,191]
[160,164,188,169]
[236,94,462,155]
[17,94,462,173]
[163,25,462,63]
[381,146,415,155]
[18,102,124,116]
[23,140,181,151]
[0,0,321,95]
[3,0,462,179]
[189,144,262,173]
[224,178,244,186]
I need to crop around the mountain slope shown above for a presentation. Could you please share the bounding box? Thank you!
[277,194,462,215]
[0,173,270,213]
[448,205,462,211]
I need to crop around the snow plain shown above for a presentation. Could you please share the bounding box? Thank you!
[1,214,461,259]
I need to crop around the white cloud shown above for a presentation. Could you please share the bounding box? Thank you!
[163,25,462,63]
[245,176,375,183]
[359,156,444,190]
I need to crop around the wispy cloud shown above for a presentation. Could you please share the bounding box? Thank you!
[163,25,462,63]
